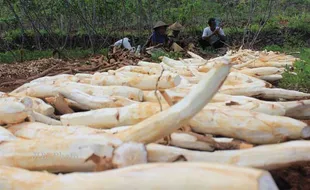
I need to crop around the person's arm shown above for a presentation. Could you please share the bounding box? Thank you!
[142,35,152,52]
[166,35,174,48]
[218,28,226,41]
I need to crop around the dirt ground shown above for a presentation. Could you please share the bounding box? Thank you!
[271,162,310,190]
[0,49,148,92]
[0,56,310,190]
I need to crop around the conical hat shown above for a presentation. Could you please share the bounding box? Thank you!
[153,21,169,29]
[168,22,183,31]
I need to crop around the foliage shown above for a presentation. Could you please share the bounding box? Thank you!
[0,1,309,50]
[265,46,310,93]
[150,49,182,62]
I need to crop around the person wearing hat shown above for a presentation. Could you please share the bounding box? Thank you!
[168,22,183,41]
[167,22,185,52]
[143,21,169,50]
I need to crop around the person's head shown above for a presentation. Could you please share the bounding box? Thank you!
[153,21,168,35]
[169,22,183,37]
[155,26,167,35]
[208,18,217,30]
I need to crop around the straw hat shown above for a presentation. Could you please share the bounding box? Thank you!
[153,21,169,29]
[168,22,183,31]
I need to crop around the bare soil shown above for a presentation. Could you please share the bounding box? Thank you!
[0,49,147,92]
[271,162,310,190]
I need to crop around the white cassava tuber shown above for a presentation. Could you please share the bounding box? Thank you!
[0,135,147,173]
[190,107,310,144]
[0,163,278,190]
[61,102,169,129]
[58,88,137,110]
[91,72,181,90]
[116,59,232,144]
[0,101,28,125]
[147,141,310,170]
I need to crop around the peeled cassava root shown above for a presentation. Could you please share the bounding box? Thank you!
[91,71,181,90]
[0,94,54,116]
[147,140,310,170]
[211,94,310,119]
[44,94,74,114]
[8,122,109,139]
[157,131,253,151]
[61,102,169,128]
[143,90,169,104]
[220,87,310,100]
[0,101,28,125]
[11,82,144,101]
[0,59,234,172]
[57,88,137,110]
[169,86,310,102]
[8,123,253,151]
[45,96,86,111]
[0,135,147,173]
[0,163,278,190]
[237,67,284,77]
[0,127,17,141]
[190,107,310,144]
[116,60,232,143]
[27,111,61,125]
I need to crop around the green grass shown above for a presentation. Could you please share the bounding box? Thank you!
[150,49,182,62]
[264,45,310,93]
[0,48,108,64]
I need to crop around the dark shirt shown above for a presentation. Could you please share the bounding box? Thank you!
[144,31,169,48]
[150,32,168,44]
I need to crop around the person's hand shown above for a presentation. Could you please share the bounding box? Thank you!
[213,28,220,35]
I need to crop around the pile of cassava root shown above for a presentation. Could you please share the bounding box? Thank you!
[1,49,310,190]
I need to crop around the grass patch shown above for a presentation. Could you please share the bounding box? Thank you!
[264,46,310,93]
[150,49,182,62]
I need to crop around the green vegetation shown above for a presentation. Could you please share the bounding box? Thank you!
[264,45,310,93]
[150,49,182,62]
[0,0,309,52]
[279,49,310,93]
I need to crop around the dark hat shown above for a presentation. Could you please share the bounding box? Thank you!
[153,21,169,29]
[168,22,183,31]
